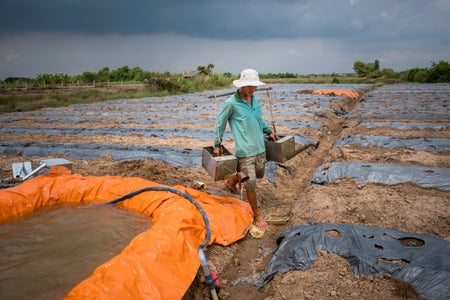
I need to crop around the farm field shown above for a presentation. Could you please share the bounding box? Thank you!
[0,83,449,299]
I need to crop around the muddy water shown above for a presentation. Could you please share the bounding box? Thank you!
[0,205,150,300]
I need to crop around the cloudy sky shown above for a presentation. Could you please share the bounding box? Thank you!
[0,0,449,79]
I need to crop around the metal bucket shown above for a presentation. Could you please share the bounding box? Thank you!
[264,135,297,163]
[202,146,237,181]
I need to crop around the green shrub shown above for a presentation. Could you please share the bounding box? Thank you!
[413,70,428,83]
[427,61,450,83]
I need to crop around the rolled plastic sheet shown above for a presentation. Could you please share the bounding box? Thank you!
[312,89,359,99]
[0,173,253,299]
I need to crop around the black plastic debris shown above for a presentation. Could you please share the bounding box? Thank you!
[264,161,293,185]
[260,223,450,300]
[311,162,450,190]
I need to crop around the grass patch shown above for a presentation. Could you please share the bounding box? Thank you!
[0,87,192,113]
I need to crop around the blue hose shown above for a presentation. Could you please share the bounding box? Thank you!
[104,186,218,298]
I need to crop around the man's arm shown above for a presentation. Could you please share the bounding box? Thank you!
[213,101,232,155]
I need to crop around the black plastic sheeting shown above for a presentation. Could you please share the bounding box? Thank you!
[0,142,201,167]
[275,119,323,130]
[356,121,449,130]
[260,223,450,300]
[0,126,232,141]
[0,115,326,130]
[347,84,450,120]
[0,133,316,169]
[355,103,450,112]
[334,135,450,152]
[0,126,316,148]
[348,112,450,120]
[0,116,216,125]
[311,162,450,190]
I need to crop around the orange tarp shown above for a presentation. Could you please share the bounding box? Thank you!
[0,173,253,299]
[313,89,359,99]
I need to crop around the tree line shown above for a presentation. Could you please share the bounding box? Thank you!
[3,66,162,87]
[353,60,450,83]
[2,61,449,88]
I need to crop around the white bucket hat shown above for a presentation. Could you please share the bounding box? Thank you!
[233,69,265,88]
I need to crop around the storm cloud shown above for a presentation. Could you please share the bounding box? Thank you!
[1,0,449,78]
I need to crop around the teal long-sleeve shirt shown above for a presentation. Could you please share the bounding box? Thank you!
[214,90,272,158]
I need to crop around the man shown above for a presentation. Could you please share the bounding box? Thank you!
[213,68,276,230]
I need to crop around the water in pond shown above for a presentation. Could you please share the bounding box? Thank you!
[0,204,150,300]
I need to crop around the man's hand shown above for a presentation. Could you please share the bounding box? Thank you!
[268,133,277,141]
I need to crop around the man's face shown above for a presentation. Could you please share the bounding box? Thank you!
[240,86,257,98]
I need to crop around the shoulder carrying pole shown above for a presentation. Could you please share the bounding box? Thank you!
[265,88,277,137]
[207,87,272,99]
